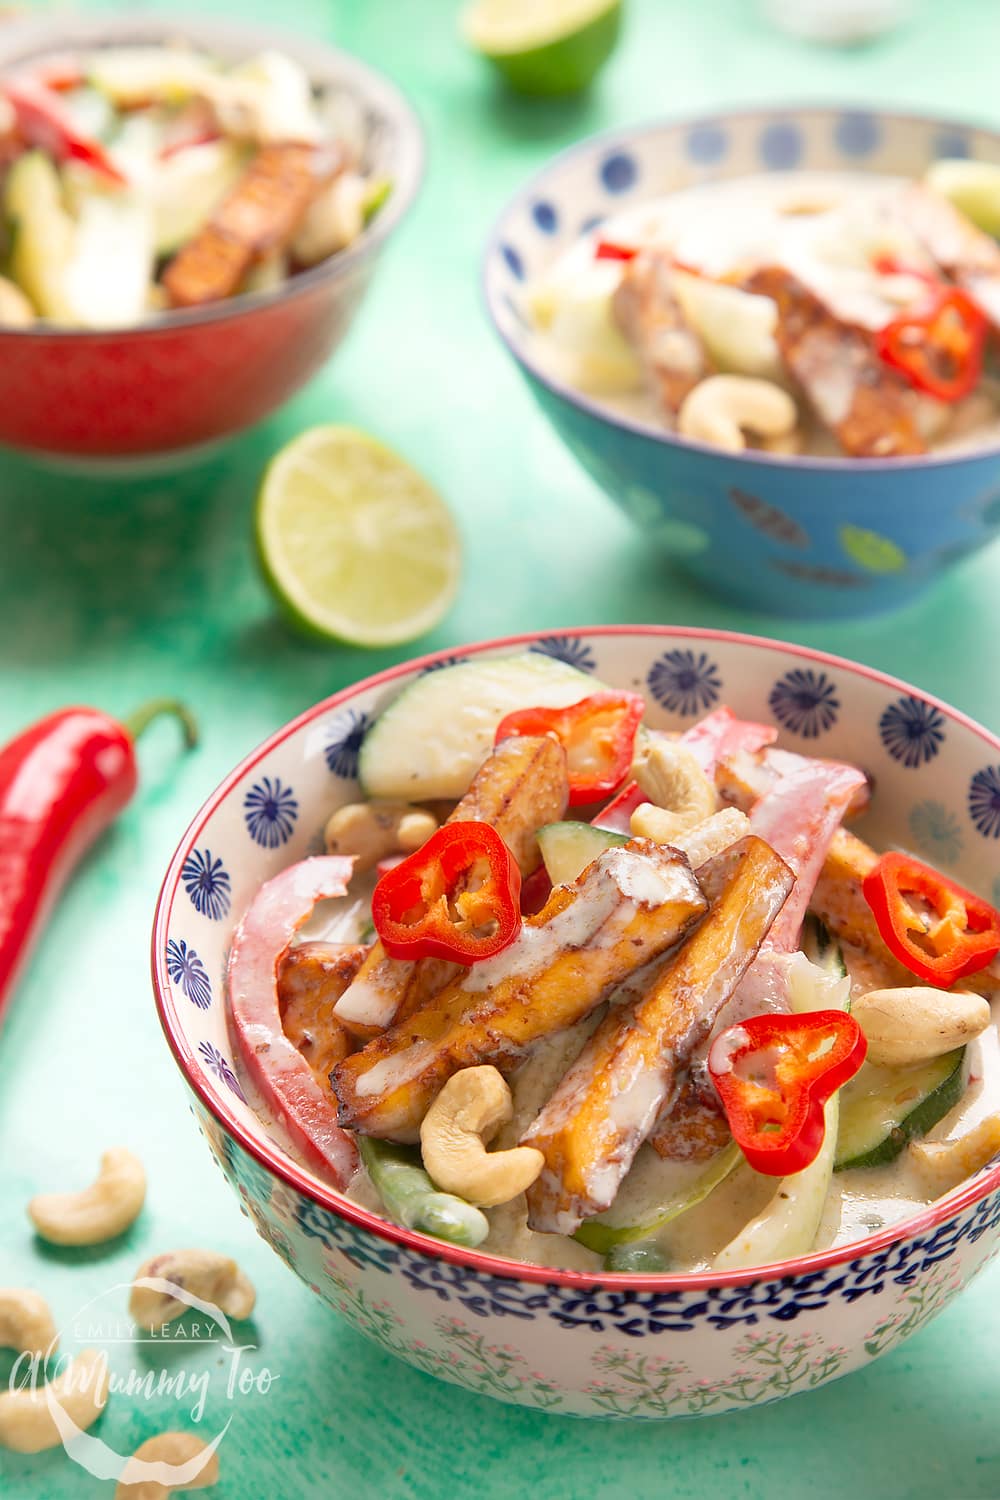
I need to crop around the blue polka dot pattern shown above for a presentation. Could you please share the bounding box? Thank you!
[933,131,970,160]
[834,112,881,158]
[600,151,638,193]
[759,121,803,170]
[532,200,558,233]
[686,123,728,165]
[501,243,525,280]
[580,213,605,235]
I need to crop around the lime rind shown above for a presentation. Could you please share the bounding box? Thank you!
[463,0,623,95]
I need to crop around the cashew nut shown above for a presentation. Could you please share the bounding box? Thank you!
[670,808,751,868]
[0,274,35,328]
[853,988,991,1068]
[324,801,438,872]
[0,1347,109,1453]
[116,1431,220,1499]
[910,1113,1000,1196]
[28,1147,146,1246]
[677,375,798,453]
[420,1067,544,1207]
[129,1251,256,1333]
[629,740,718,844]
[0,1290,57,1358]
[292,171,367,266]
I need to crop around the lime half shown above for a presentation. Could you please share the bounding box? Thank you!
[257,426,461,647]
[462,0,623,96]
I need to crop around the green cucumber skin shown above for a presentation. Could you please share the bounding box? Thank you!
[835,1049,965,1171]
[537,821,628,888]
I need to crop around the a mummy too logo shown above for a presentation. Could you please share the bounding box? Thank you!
[5,1271,278,1485]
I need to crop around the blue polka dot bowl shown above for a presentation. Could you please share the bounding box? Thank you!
[153,627,1000,1418]
[483,108,1000,618]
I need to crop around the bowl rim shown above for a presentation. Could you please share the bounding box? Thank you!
[152,624,1000,1292]
[0,10,425,339]
[481,102,1000,475]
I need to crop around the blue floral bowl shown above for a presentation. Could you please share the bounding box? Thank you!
[153,628,1000,1417]
[483,109,1000,618]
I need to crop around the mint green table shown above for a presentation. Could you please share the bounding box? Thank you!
[3,2,1000,1495]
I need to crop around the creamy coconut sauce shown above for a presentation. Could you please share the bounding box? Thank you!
[529,170,1000,456]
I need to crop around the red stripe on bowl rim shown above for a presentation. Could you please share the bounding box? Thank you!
[152,625,1000,1292]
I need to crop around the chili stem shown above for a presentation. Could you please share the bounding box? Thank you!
[123,698,199,750]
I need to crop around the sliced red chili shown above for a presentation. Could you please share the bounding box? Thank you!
[862,852,1000,987]
[592,777,645,833]
[3,78,127,185]
[708,1011,867,1176]
[495,692,645,808]
[371,821,521,964]
[875,283,987,403]
[594,239,638,262]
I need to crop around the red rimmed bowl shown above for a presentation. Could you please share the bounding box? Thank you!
[152,627,1000,1417]
[0,13,423,464]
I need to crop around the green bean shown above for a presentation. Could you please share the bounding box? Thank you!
[358,1136,489,1248]
[606,1241,670,1273]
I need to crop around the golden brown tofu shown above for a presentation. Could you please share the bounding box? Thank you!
[715,746,871,821]
[333,735,569,1037]
[648,1077,732,1162]
[744,266,926,458]
[522,836,794,1234]
[163,142,342,308]
[278,941,368,1087]
[613,250,712,414]
[331,839,708,1142]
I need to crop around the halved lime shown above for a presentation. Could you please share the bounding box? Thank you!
[462,0,623,96]
[256,426,461,647]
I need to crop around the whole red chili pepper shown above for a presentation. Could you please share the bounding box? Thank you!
[0,699,197,1020]
[863,852,1000,987]
[708,1011,867,1176]
[495,692,645,808]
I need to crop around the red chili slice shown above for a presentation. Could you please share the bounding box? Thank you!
[862,852,1000,987]
[708,1011,867,1176]
[496,692,645,808]
[876,283,987,403]
[3,77,127,185]
[594,239,639,261]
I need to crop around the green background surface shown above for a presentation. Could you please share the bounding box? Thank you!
[3,1,1000,1495]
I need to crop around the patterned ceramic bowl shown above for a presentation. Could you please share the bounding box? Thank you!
[153,628,1000,1418]
[0,13,422,463]
[483,109,1000,618]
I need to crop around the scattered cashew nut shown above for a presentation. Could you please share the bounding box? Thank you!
[115,1430,220,1499]
[853,988,991,1068]
[0,1290,57,1359]
[910,1113,1000,1196]
[129,1251,256,1333]
[420,1067,544,1207]
[324,800,438,872]
[629,740,718,844]
[28,1147,146,1246]
[0,1347,109,1453]
[678,375,798,453]
[669,808,751,868]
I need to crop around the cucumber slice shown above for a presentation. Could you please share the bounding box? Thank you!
[153,140,247,256]
[575,1141,742,1255]
[801,916,847,982]
[5,152,77,323]
[925,159,1000,239]
[835,1048,965,1171]
[358,652,601,800]
[537,820,627,887]
[87,47,217,107]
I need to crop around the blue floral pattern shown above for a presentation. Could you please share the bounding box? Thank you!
[419,654,469,674]
[165,938,212,1010]
[768,670,840,739]
[969,766,1000,839]
[182,848,231,920]
[529,636,597,673]
[243,776,299,849]
[197,1041,246,1104]
[325,710,370,779]
[879,696,946,768]
[647,650,721,716]
[908,801,963,864]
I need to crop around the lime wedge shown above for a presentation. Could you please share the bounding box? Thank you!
[462,0,623,96]
[256,426,461,647]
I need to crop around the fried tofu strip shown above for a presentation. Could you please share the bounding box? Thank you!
[522,836,794,1234]
[278,941,368,1085]
[716,745,871,822]
[330,840,708,1142]
[163,142,343,308]
[613,250,711,414]
[333,735,570,1038]
[744,266,926,457]
[896,183,1000,333]
[648,1074,733,1162]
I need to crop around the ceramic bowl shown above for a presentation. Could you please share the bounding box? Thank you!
[483,109,1000,618]
[0,13,423,464]
[153,627,1000,1418]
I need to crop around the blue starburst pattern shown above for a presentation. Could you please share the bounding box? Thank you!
[419,654,469,675]
[529,636,597,673]
[165,938,212,1010]
[182,848,231,920]
[243,776,299,849]
[325,709,370,779]
[647,650,722,717]
[969,765,1000,839]
[768,669,840,739]
[198,1041,246,1103]
[908,801,964,864]
[879,696,946,768]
